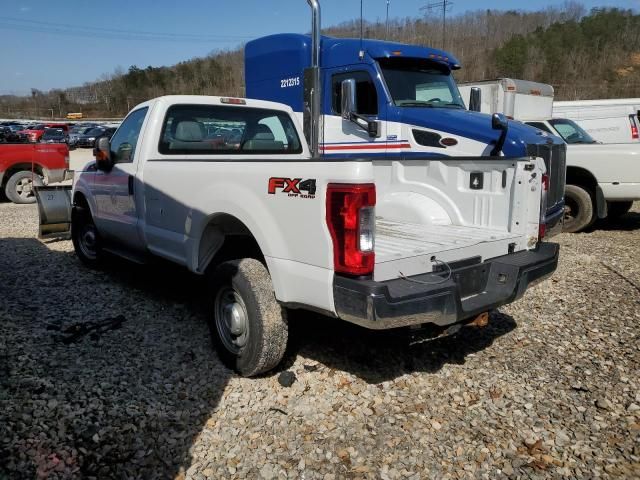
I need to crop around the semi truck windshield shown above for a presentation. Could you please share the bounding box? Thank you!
[379,58,465,109]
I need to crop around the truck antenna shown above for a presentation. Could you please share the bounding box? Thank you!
[386,0,390,40]
[359,0,364,58]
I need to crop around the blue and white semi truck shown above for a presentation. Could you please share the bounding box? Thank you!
[245,0,566,236]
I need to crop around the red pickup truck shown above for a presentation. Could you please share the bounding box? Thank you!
[0,143,71,204]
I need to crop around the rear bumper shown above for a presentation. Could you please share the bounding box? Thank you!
[544,202,565,238]
[333,242,559,330]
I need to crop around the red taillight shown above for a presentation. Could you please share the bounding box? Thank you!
[326,183,376,276]
[539,173,549,240]
[541,173,550,192]
[630,115,639,140]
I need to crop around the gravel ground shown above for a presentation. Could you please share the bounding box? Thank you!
[0,202,639,479]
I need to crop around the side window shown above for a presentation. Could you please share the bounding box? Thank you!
[332,71,378,116]
[158,104,302,155]
[526,122,553,134]
[110,107,148,164]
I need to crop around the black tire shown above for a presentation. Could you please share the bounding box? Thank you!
[209,258,288,377]
[71,205,103,267]
[563,184,594,233]
[606,201,633,219]
[5,170,43,204]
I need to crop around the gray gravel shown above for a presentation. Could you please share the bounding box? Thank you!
[1,201,639,479]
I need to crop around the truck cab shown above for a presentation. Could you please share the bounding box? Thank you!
[245,35,566,237]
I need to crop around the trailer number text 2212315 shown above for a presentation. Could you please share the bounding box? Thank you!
[280,77,300,88]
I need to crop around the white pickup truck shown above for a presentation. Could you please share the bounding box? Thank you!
[523,119,640,231]
[36,95,558,376]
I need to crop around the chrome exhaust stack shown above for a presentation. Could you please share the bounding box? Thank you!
[306,0,321,157]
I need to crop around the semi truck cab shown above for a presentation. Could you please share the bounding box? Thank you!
[245,34,567,237]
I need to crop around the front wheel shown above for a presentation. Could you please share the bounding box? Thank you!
[71,206,103,267]
[563,184,595,233]
[606,201,633,219]
[5,170,43,204]
[209,258,288,377]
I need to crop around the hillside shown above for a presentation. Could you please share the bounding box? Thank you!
[1,4,638,119]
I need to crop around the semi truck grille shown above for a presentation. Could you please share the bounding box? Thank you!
[527,142,566,211]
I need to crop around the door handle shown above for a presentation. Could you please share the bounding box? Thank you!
[128,175,134,196]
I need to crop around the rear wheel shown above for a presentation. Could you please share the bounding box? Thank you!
[209,258,288,377]
[606,201,633,219]
[5,170,43,204]
[563,184,594,233]
[71,205,103,266]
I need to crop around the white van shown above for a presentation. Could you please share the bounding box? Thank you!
[553,99,640,144]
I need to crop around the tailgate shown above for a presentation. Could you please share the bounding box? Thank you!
[372,158,543,282]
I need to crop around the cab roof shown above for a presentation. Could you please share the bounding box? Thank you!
[132,95,296,115]
[245,34,461,72]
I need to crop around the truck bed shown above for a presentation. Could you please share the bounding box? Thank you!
[374,219,522,281]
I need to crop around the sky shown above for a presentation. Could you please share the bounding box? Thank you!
[1,0,638,95]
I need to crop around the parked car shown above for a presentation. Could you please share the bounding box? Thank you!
[553,98,640,144]
[76,126,116,148]
[41,128,68,144]
[69,126,95,148]
[0,127,25,144]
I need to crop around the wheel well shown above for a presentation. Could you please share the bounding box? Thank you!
[197,214,264,273]
[566,166,597,195]
[73,191,89,208]
[2,163,44,187]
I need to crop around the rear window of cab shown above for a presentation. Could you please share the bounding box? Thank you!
[158,104,303,155]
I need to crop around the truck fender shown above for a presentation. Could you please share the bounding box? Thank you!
[565,165,602,216]
[190,188,292,299]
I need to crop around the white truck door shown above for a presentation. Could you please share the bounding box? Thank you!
[95,107,149,251]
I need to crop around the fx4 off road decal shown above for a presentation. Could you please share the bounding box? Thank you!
[268,177,316,198]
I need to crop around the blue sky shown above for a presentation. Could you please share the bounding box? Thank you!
[1,0,637,95]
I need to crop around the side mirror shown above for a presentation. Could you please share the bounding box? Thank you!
[469,87,481,112]
[491,113,508,130]
[94,136,113,171]
[341,78,380,138]
[490,113,509,156]
[341,78,357,120]
[367,121,380,138]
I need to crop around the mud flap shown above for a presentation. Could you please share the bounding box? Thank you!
[34,185,72,239]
